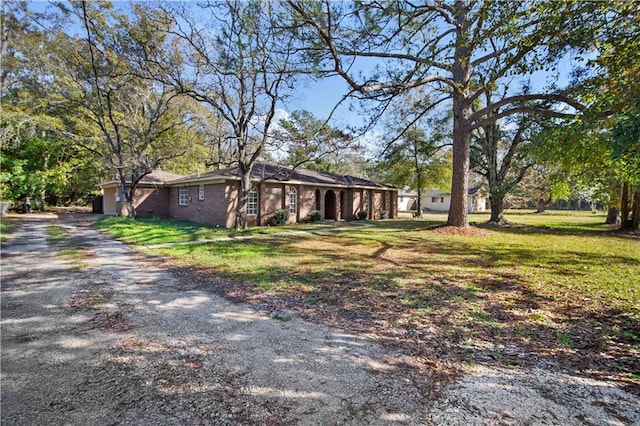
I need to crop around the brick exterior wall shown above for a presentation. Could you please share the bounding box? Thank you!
[167,182,234,228]
[259,182,284,225]
[109,185,170,217]
[298,186,317,221]
[133,187,170,218]
[105,178,397,226]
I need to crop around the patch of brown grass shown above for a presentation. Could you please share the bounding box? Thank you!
[431,225,492,236]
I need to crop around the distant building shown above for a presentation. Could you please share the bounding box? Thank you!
[421,188,488,213]
[397,189,418,211]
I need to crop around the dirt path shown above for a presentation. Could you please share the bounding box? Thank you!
[2,214,638,425]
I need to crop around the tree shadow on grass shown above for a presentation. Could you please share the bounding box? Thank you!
[155,226,639,395]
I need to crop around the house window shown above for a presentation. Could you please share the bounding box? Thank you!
[431,196,444,203]
[179,187,189,206]
[198,185,205,200]
[288,187,297,214]
[247,187,258,215]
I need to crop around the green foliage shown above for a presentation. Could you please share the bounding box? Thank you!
[275,110,363,174]
[305,210,322,223]
[266,209,290,226]
[356,211,368,220]
[0,4,105,206]
[611,101,640,186]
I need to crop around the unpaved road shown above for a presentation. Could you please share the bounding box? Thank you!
[2,214,639,425]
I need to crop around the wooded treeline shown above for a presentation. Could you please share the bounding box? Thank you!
[1,1,637,229]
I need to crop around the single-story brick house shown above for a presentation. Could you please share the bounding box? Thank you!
[99,164,398,227]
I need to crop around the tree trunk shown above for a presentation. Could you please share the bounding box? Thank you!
[536,197,547,213]
[605,208,620,225]
[448,107,471,227]
[414,155,423,218]
[488,196,505,223]
[235,163,252,230]
[622,186,640,231]
[620,180,630,227]
[124,187,136,218]
[605,182,621,224]
[447,1,472,227]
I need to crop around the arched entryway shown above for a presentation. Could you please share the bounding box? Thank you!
[324,190,336,220]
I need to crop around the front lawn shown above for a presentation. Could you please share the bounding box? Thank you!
[94,216,343,245]
[97,212,640,386]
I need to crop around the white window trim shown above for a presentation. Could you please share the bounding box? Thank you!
[288,187,297,214]
[198,185,205,201]
[247,187,258,215]
[179,187,188,206]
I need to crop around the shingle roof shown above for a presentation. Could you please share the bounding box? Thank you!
[171,163,396,190]
[98,170,185,187]
[141,170,185,183]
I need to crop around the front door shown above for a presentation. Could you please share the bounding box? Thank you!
[324,190,336,220]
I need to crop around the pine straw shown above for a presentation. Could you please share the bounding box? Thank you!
[430,225,492,236]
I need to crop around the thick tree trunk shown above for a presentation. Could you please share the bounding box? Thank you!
[124,199,136,217]
[620,181,630,227]
[447,1,472,227]
[621,186,640,231]
[235,163,252,230]
[448,113,470,226]
[605,208,620,225]
[536,197,547,213]
[605,182,622,224]
[125,186,136,217]
[488,196,505,223]
[117,182,136,217]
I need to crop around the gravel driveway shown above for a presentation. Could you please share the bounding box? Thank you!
[2,214,638,425]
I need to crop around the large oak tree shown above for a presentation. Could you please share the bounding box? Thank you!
[288,0,603,226]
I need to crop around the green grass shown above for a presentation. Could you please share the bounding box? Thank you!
[45,224,90,264]
[94,216,340,245]
[98,210,640,381]
[0,220,13,242]
[98,212,639,315]
[46,225,66,243]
